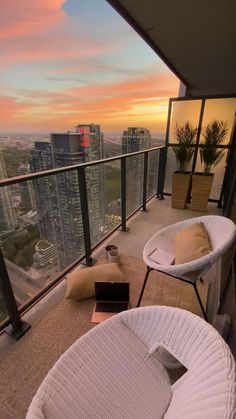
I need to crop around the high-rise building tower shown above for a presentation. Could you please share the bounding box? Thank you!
[122,127,151,153]
[0,149,16,234]
[50,125,105,267]
[30,125,105,269]
[122,127,151,213]
[29,142,57,244]
[18,164,36,211]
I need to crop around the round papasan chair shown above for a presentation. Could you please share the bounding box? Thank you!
[26,306,236,419]
[137,215,236,321]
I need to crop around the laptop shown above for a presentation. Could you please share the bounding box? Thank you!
[91,281,129,324]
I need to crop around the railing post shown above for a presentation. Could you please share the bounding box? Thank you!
[157,147,166,200]
[0,248,30,339]
[77,167,95,266]
[120,157,129,232]
[142,152,148,211]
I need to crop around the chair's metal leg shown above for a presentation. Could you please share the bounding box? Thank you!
[137,266,152,307]
[192,282,208,322]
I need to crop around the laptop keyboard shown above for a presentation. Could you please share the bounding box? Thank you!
[96,302,128,313]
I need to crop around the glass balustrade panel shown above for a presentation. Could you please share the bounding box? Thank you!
[126,154,144,216]
[147,150,159,198]
[87,161,121,248]
[0,171,84,310]
[201,98,236,145]
[195,149,228,200]
[0,289,8,325]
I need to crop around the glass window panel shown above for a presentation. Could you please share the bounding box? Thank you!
[169,100,202,143]
[201,98,236,145]
[195,149,227,200]
[164,147,193,194]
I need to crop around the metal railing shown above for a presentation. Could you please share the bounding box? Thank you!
[0,145,166,338]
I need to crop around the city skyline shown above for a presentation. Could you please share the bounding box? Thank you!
[1,0,179,134]
[29,125,106,269]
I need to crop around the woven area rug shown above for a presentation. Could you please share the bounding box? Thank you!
[0,253,208,418]
[117,254,208,315]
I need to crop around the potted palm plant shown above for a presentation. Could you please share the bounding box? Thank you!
[191,120,228,211]
[172,121,197,208]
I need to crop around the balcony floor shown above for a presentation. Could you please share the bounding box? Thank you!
[110,196,220,259]
[1,197,234,419]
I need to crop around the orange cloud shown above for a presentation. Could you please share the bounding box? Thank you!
[1,72,179,133]
[0,96,35,120]
[50,61,146,77]
[44,72,179,111]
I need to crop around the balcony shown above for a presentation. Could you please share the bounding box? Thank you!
[0,95,235,417]
[0,160,235,413]
[0,0,235,416]
[1,193,232,418]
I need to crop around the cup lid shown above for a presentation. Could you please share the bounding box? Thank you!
[105,244,118,251]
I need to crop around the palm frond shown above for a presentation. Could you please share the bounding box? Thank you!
[173,121,197,171]
[200,120,228,173]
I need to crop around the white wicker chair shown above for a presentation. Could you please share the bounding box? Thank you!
[137,215,236,321]
[26,306,236,419]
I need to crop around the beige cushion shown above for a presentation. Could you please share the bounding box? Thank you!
[175,222,212,264]
[65,263,125,300]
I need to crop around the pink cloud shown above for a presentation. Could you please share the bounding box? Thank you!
[0,0,65,39]
[1,34,112,66]
[0,10,115,68]
[0,1,119,68]
[0,1,180,133]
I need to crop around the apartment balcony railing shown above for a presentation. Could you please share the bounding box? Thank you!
[0,96,235,339]
[0,146,166,339]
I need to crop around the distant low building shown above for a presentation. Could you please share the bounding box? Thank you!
[33,240,58,269]
[19,209,38,226]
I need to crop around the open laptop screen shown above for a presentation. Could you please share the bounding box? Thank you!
[95,282,129,302]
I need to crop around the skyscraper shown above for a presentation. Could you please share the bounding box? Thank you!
[122,127,151,213]
[29,142,56,244]
[18,164,36,211]
[30,125,105,269]
[122,127,151,154]
[0,149,16,234]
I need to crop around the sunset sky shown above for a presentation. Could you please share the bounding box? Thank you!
[0,0,180,134]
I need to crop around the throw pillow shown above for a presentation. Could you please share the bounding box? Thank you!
[175,222,212,264]
[65,263,125,300]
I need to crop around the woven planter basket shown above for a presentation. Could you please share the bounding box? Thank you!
[172,172,191,209]
[191,172,214,212]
